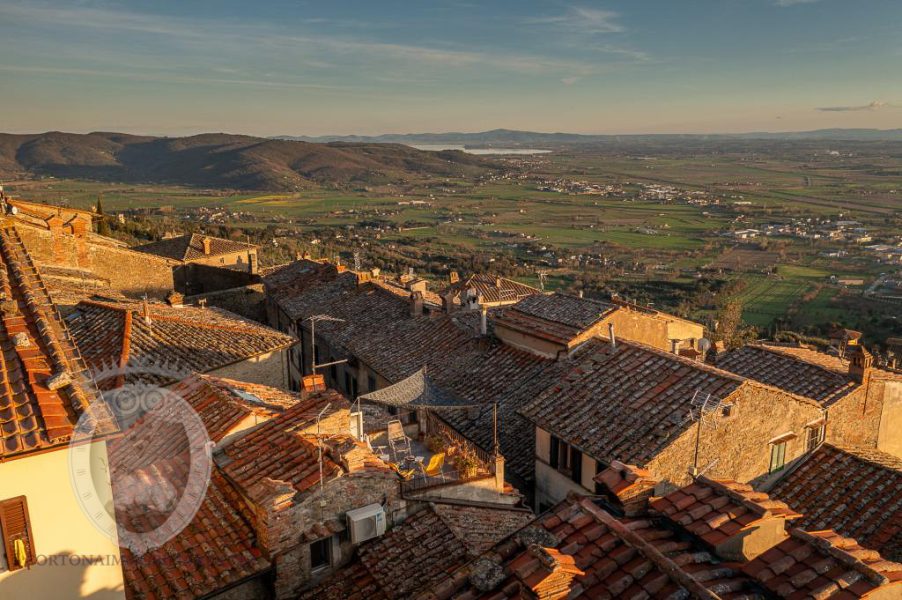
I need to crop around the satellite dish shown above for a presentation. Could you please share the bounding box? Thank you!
[698,338,712,354]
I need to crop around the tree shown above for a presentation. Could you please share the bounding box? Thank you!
[95,195,111,236]
[715,299,745,350]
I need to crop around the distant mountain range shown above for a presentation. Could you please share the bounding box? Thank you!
[280,128,902,146]
[0,132,494,191]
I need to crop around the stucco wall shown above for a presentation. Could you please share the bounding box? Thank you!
[209,348,291,390]
[0,443,125,599]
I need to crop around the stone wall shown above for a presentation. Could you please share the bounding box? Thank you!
[187,284,267,323]
[210,349,292,390]
[175,262,261,296]
[16,223,175,298]
[252,474,402,599]
[644,383,824,491]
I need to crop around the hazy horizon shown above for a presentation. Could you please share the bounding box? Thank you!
[1,1,900,137]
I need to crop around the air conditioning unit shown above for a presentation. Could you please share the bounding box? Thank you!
[346,503,386,544]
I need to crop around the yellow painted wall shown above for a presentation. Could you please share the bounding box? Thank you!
[0,443,125,599]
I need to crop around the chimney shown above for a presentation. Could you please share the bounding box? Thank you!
[848,344,873,385]
[578,290,584,298]
[141,297,152,326]
[495,277,502,289]
[480,306,488,335]
[410,291,424,317]
[441,290,457,314]
[166,290,184,307]
[449,271,459,284]
[594,461,658,517]
[248,251,258,274]
[608,323,616,349]
[524,545,584,600]
[202,236,212,255]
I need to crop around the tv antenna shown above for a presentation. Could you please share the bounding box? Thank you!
[685,389,726,478]
[537,270,548,291]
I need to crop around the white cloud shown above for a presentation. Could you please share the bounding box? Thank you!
[817,100,894,112]
[527,7,625,34]
[561,76,580,85]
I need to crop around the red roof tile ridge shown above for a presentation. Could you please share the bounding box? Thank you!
[577,498,722,600]
[0,228,93,412]
[790,528,902,586]
[827,443,902,471]
[696,476,801,520]
[752,343,853,378]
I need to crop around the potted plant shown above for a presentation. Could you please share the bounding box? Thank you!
[456,451,480,479]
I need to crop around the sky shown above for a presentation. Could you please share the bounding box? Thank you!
[0,0,900,137]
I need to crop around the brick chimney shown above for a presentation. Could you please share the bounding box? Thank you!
[248,251,258,274]
[410,291,424,317]
[449,271,459,284]
[524,545,584,600]
[848,344,873,385]
[594,461,658,517]
[441,289,457,314]
[202,236,212,255]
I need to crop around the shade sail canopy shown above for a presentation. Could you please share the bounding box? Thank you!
[359,368,479,410]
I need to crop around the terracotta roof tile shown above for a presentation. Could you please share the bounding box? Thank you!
[0,225,112,460]
[742,529,902,598]
[440,273,541,306]
[770,444,902,562]
[133,233,256,262]
[67,299,295,388]
[519,339,746,465]
[421,495,760,599]
[717,344,858,406]
[215,391,393,504]
[650,477,801,547]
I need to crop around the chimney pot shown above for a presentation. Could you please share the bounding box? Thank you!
[202,237,212,255]
[608,323,616,349]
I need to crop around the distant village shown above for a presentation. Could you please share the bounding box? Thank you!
[0,193,901,600]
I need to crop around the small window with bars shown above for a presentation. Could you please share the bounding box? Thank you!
[1,496,36,571]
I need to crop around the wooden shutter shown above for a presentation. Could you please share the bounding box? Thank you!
[549,437,559,469]
[0,496,36,570]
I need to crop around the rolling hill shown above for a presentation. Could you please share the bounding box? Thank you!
[0,132,495,191]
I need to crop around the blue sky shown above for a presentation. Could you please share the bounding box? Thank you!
[0,0,900,136]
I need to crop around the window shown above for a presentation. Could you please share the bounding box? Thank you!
[310,536,332,571]
[367,375,377,393]
[769,442,787,473]
[1,496,36,571]
[549,436,582,485]
[806,424,825,452]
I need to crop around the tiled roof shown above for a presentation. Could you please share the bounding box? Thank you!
[501,292,616,331]
[717,344,858,406]
[423,494,760,599]
[133,233,256,262]
[360,367,479,409]
[120,470,270,600]
[215,393,393,504]
[431,502,534,555]
[302,502,533,600]
[769,444,902,562]
[174,374,300,442]
[0,225,114,459]
[742,528,902,598]
[650,477,801,547]
[67,299,295,388]
[261,258,338,304]
[440,273,541,305]
[519,338,746,466]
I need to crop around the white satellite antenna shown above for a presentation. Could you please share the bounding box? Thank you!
[698,337,712,355]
